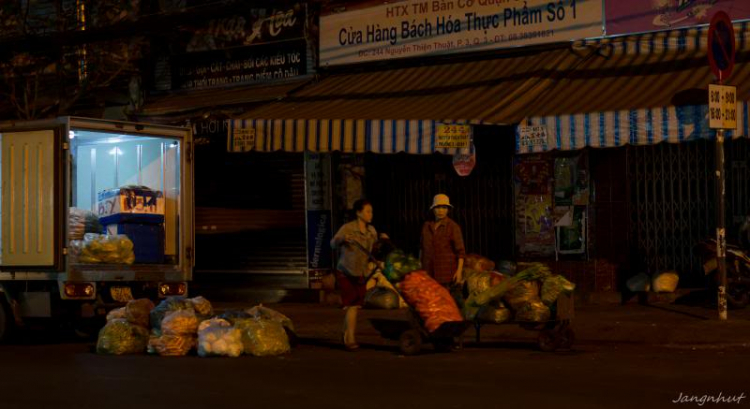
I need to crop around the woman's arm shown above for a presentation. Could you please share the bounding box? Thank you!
[452,223,467,283]
[330,223,350,249]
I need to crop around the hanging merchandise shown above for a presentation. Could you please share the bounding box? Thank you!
[514,156,552,195]
[554,157,575,206]
[452,146,476,177]
[554,153,589,206]
[556,206,587,254]
[514,155,555,257]
[516,194,555,257]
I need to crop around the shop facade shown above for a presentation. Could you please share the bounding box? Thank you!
[224,3,750,295]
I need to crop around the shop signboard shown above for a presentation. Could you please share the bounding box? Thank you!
[230,128,257,152]
[320,0,603,66]
[166,4,308,90]
[171,40,307,90]
[606,0,750,36]
[518,125,549,151]
[305,153,334,271]
[437,124,471,149]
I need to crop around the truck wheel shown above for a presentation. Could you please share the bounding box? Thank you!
[0,299,13,343]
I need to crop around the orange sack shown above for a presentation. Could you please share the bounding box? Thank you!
[399,271,464,333]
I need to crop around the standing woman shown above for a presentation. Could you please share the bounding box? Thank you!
[330,199,377,351]
[421,194,466,286]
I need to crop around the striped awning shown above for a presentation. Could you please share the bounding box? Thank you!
[517,103,749,153]
[226,23,750,155]
[227,118,476,155]
[515,22,750,153]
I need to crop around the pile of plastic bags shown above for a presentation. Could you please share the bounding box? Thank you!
[97,299,155,355]
[96,296,295,358]
[461,261,576,324]
[70,233,135,264]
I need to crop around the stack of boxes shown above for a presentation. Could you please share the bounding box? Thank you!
[96,187,166,264]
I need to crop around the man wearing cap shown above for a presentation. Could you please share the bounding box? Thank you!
[420,194,466,286]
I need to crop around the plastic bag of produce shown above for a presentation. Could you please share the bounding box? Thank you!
[367,272,408,309]
[106,307,127,322]
[503,280,541,310]
[218,310,252,325]
[125,298,155,328]
[189,296,213,316]
[477,305,512,324]
[245,305,295,333]
[150,297,195,330]
[383,250,421,283]
[398,271,464,333]
[161,309,198,336]
[234,319,290,357]
[77,233,135,264]
[652,271,679,293]
[464,254,495,272]
[198,318,232,333]
[465,270,507,297]
[364,287,400,310]
[96,319,149,355]
[69,208,103,241]
[198,325,243,358]
[541,275,576,306]
[514,301,551,322]
[626,273,651,292]
[147,333,196,356]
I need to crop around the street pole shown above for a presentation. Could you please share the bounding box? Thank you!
[717,127,728,321]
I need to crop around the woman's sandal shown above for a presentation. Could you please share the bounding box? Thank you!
[342,334,360,351]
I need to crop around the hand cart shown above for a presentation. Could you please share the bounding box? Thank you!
[470,292,575,352]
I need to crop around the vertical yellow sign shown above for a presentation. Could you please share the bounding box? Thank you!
[709,84,738,130]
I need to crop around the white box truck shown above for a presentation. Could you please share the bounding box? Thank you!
[0,117,194,340]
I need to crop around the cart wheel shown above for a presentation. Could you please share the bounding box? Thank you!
[557,327,575,350]
[538,329,560,352]
[399,330,422,356]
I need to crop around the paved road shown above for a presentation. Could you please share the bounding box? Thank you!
[0,332,748,409]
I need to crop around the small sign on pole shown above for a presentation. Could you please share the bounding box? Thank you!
[708,84,738,130]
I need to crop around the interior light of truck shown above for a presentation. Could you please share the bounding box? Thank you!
[159,282,187,296]
[69,131,75,139]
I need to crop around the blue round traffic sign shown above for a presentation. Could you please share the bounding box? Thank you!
[708,11,736,81]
